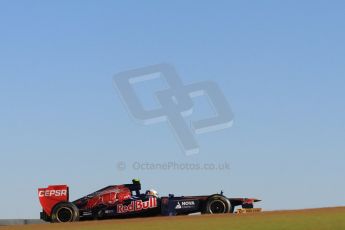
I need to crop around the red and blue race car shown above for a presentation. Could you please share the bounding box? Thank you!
[38,179,260,223]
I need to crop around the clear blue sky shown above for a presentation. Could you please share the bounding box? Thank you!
[0,0,344,218]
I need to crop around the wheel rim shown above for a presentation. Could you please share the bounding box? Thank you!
[56,207,73,222]
[209,200,226,214]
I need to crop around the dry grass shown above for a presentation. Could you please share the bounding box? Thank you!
[1,207,345,230]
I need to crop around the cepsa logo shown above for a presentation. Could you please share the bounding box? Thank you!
[38,190,67,197]
[117,197,157,214]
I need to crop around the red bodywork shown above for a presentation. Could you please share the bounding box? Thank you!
[84,185,132,210]
[38,185,69,215]
[38,184,132,215]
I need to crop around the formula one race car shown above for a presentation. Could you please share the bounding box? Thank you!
[38,179,261,223]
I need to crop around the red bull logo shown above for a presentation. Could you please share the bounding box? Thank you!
[117,197,157,213]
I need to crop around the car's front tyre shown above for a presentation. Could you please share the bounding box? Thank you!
[204,195,231,214]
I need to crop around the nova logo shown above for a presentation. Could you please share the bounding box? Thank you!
[181,201,195,206]
[175,200,196,209]
[113,64,233,155]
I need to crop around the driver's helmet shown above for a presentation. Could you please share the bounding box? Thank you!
[145,189,158,197]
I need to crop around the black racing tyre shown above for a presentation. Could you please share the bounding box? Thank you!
[204,195,231,214]
[51,202,79,223]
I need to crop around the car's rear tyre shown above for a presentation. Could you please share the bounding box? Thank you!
[51,202,79,223]
[204,195,231,214]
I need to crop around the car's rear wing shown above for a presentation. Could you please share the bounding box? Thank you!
[38,185,69,216]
